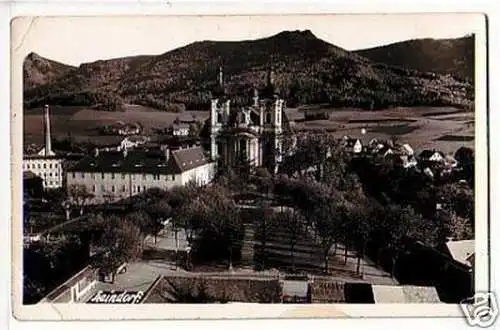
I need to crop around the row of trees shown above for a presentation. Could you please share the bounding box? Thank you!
[24,89,125,112]
[269,132,474,277]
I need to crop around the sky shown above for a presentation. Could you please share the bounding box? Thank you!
[12,14,484,66]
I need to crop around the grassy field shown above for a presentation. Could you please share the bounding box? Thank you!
[23,104,475,155]
[289,106,475,155]
[23,104,209,145]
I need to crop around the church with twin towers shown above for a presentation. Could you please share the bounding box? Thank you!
[209,65,290,173]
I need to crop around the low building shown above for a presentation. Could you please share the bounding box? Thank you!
[66,147,216,204]
[419,150,445,162]
[353,139,363,154]
[445,239,475,268]
[171,124,190,137]
[40,266,99,303]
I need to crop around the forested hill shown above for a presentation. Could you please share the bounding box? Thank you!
[354,35,474,82]
[23,52,76,90]
[23,30,473,112]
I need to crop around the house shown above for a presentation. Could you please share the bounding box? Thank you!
[400,155,418,168]
[419,150,445,162]
[379,145,394,157]
[444,155,458,168]
[353,139,363,154]
[401,144,414,156]
[445,239,475,268]
[423,167,434,179]
[66,146,216,204]
[118,123,141,136]
[368,138,379,147]
[171,123,191,137]
[40,266,99,303]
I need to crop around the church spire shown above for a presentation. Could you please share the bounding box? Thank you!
[219,65,224,87]
[267,65,275,87]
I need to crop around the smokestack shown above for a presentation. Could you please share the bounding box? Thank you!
[43,104,52,156]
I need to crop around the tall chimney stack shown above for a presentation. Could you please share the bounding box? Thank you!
[43,104,52,156]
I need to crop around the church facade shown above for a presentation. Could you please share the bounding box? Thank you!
[209,66,287,173]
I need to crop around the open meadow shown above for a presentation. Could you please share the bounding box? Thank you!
[288,106,475,155]
[23,104,474,155]
[23,104,209,146]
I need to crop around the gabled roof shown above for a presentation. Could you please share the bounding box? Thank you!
[68,149,174,174]
[446,240,475,267]
[169,147,209,173]
[419,149,445,159]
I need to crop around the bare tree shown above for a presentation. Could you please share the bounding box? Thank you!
[67,184,94,216]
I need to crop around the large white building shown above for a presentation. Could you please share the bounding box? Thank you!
[66,146,215,204]
[22,105,65,189]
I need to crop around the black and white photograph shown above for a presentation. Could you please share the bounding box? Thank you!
[10,12,489,321]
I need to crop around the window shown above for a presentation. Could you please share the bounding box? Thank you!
[49,173,52,177]
[81,173,85,179]
[143,186,146,192]
[122,185,126,192]
[72,172,76,179]
[92,185,96,192]
[49,164,52,169]
[37,164,40,169]
[266,112,272,124]
[137,186,141,192]
[27,164,30,169]
[171,175,175,181]
[43,164,47,169]
[153,174,160,180]
[111,173,115,180]
[217,112,222,123]
[101,173,105,179]
[111,186,115,193]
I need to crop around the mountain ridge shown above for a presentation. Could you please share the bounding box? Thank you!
[354,35,474,82]
[23,30,474,112]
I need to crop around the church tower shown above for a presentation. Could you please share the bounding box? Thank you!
[260,65,284,172]
[210,66,230,161]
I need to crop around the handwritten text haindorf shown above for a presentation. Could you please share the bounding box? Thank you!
[88,290,144,304]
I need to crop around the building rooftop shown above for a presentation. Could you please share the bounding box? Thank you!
[68,147,210,175]
[445,239,475,267]
[23,170,42,181]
